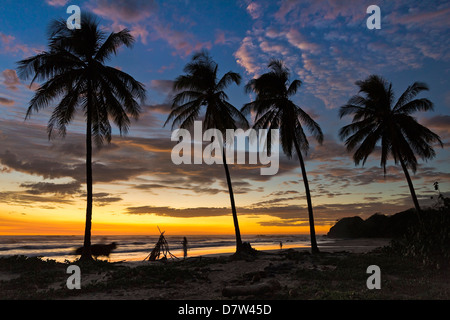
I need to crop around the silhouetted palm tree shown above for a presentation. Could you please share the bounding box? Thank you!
[17,14,146,261]
[339,75,443,217]
[243,60,323,254]
[164,51,248,253]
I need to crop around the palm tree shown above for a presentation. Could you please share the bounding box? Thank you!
[164,50,249,253]
[243,60,323,254]
[17,14,146,261]
[339,75,443,217]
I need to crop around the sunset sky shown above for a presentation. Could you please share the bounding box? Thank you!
[0,0,449,236]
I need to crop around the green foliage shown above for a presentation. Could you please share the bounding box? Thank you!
[388,207,450,268]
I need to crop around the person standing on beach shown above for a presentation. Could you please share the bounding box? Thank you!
[279,241,283,250]
[182,237,188,259]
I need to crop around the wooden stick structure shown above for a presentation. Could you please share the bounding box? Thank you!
[144,226,178,261]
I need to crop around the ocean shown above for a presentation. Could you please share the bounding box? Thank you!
[0,234,333,262]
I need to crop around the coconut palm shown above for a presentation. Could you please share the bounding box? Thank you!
[165,51,249,253]
[339,75,443,217]
[242,60,323,254]
[17,14,146,261]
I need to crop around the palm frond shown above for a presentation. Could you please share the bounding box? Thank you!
[393,82,429,110]
[395,98,433,115]
[95,29,134,62]
[286,79,302,97]
[296,104,323,144]
[216,71,241,91]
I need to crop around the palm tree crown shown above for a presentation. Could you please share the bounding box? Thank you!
[18,14,146,145]
[243,60,323,156]
[339,75,442,173]
[242,60,323,253]
[165,50,248,133]
[339,74,443,214]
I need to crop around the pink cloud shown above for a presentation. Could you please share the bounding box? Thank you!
[246,2,262,20]
[285,29,320,54]
[234,36,262,75]
[153,23,211,57]
[45,0,68,7]
[130,25,149,45]
[393,7,450,28]
[0,32,41,57]
[89,0,157,23]
[214,30,239,46]
[1,69,21,91]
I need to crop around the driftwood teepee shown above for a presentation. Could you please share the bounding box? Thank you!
[144,226,177,261]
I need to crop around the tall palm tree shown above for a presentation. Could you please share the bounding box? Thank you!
[243,60,323,254]
[164,50,249,253]
[339,75,443,217]
[17,14,146,261]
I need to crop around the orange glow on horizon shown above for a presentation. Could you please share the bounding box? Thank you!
[0,211,332,236]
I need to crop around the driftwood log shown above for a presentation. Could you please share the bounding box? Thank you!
[222,279,281,297]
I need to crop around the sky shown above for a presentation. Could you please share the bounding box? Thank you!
[0,0,449,236]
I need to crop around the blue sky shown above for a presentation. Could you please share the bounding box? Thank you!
[0,0,449,235]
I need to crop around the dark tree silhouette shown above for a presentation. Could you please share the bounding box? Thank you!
[243,60,323,254]
[17,14,146,261]
[164,51,249,253]
[339,75,443,218]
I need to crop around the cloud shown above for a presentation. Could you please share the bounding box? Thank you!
[124,196,414,224]
[421,114,450,145]
[246,2,263,20]
[20,181,82,195]
[88,0,211,55]
[393,6,450,28]
[234,35,263,75]
[126,205,230,217]
[90,0,157,23]
[0,191,75,207]
[0,96,14,106]
[152,23,212,56]
[233,1,450,109]
[285,29,320,54]
[45,0,69,6]
[0,118,290,203]
[1,69,21,91]
[0,32,41,57]
[150,79,175,95]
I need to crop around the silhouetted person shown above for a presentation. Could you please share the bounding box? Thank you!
[182,237,188,259]
[279,241,283,250]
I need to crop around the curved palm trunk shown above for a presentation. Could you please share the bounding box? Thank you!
[293,140,319,254]
[399,156,422,222]
[222,147,243,252]
[80,82,94,261]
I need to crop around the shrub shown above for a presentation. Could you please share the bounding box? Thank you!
[388,208,450,268]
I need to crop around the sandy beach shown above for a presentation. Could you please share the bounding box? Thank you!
[1,237,448,300]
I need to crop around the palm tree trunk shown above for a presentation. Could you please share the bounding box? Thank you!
[222,147,243,252]
[81,82,94,261]
[399,156,422,221]
[293,140,320,254]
